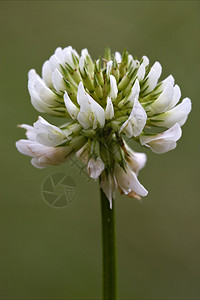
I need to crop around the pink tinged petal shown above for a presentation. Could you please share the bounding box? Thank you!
[16,139,72,167]
[150,98,192,128]
[64,91,79,119]
[100,172,117,209]
[31,157,46,168]
[52,69,66,93]
[114,163,148,197]
[105,97,114,120]
[109,75,118,100]
[18,124,36,141]
[87,157,105,179]
[140,123,182,153]
[147,82,174,115]
[142,62,162,94]
[16,140,36,157]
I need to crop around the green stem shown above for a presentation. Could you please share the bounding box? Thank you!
[100,187,117,300]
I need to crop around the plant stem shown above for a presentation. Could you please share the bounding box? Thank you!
[100,187,117,300]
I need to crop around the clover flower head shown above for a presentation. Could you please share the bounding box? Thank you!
[16,46,191,207]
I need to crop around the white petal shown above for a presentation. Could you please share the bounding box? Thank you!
[16,139,72,166]
[114,163,148,197]
[106,60,113,77]
[142,56,149,67]
[142,62,162,94]
[28,70,59,105]
[115,51,122,64]
[150,98,191,128]
[76,143,89,164]
[109,75,118,100]
[64,91,79,119]
[124,143,147,173]
[31,157,46,168]
[137,63,146,81]
[49,51,62,72]
[42,61,53,88]
[127,54,134,68]
[147,82,174,115]
[34,116,66,147]
[54,47,65,62]
[130,152,147,173]
[105,97,114,120]
[63,46,79,69]
[81,48,89,58]
[16,140,35,157]
[18,124,36,141]
[167,85,181,110]
[140,123,182,153]
[120,95,147,137]
[79,56,85,74]
[77,82,105,129]
[100,172,117,209]
[87,157,105,179]
[52,69,66,93]
[161,75,175,89]
[125,79,140,107]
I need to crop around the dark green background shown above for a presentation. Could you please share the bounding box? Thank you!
[0,1,199,299]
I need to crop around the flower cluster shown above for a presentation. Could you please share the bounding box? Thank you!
[16,46,191,207]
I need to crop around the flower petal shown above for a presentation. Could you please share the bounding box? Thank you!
[87,157,105,179]
[149,98,191,128]
[140,123,182,153]
[18,124,36,141]
[106,60,113,77]
[42,61,53,88]
[120,92,147,137]
[115,51,122,64]
[77,82,105,129]
[142,61,162,94]
[100,172,117,209]
[114,163,148,197]
[146,82,174,115]
[124,143,147,174]
[64,91,79,119]
[105,97,114,120]
[109,75,118,100]
[52,69,66,93]
[34,116,66,146]
[167,84,181,110]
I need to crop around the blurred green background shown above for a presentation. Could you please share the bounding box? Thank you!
[0,1,199,299]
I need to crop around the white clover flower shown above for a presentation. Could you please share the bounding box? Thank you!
[16,46,192,206]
